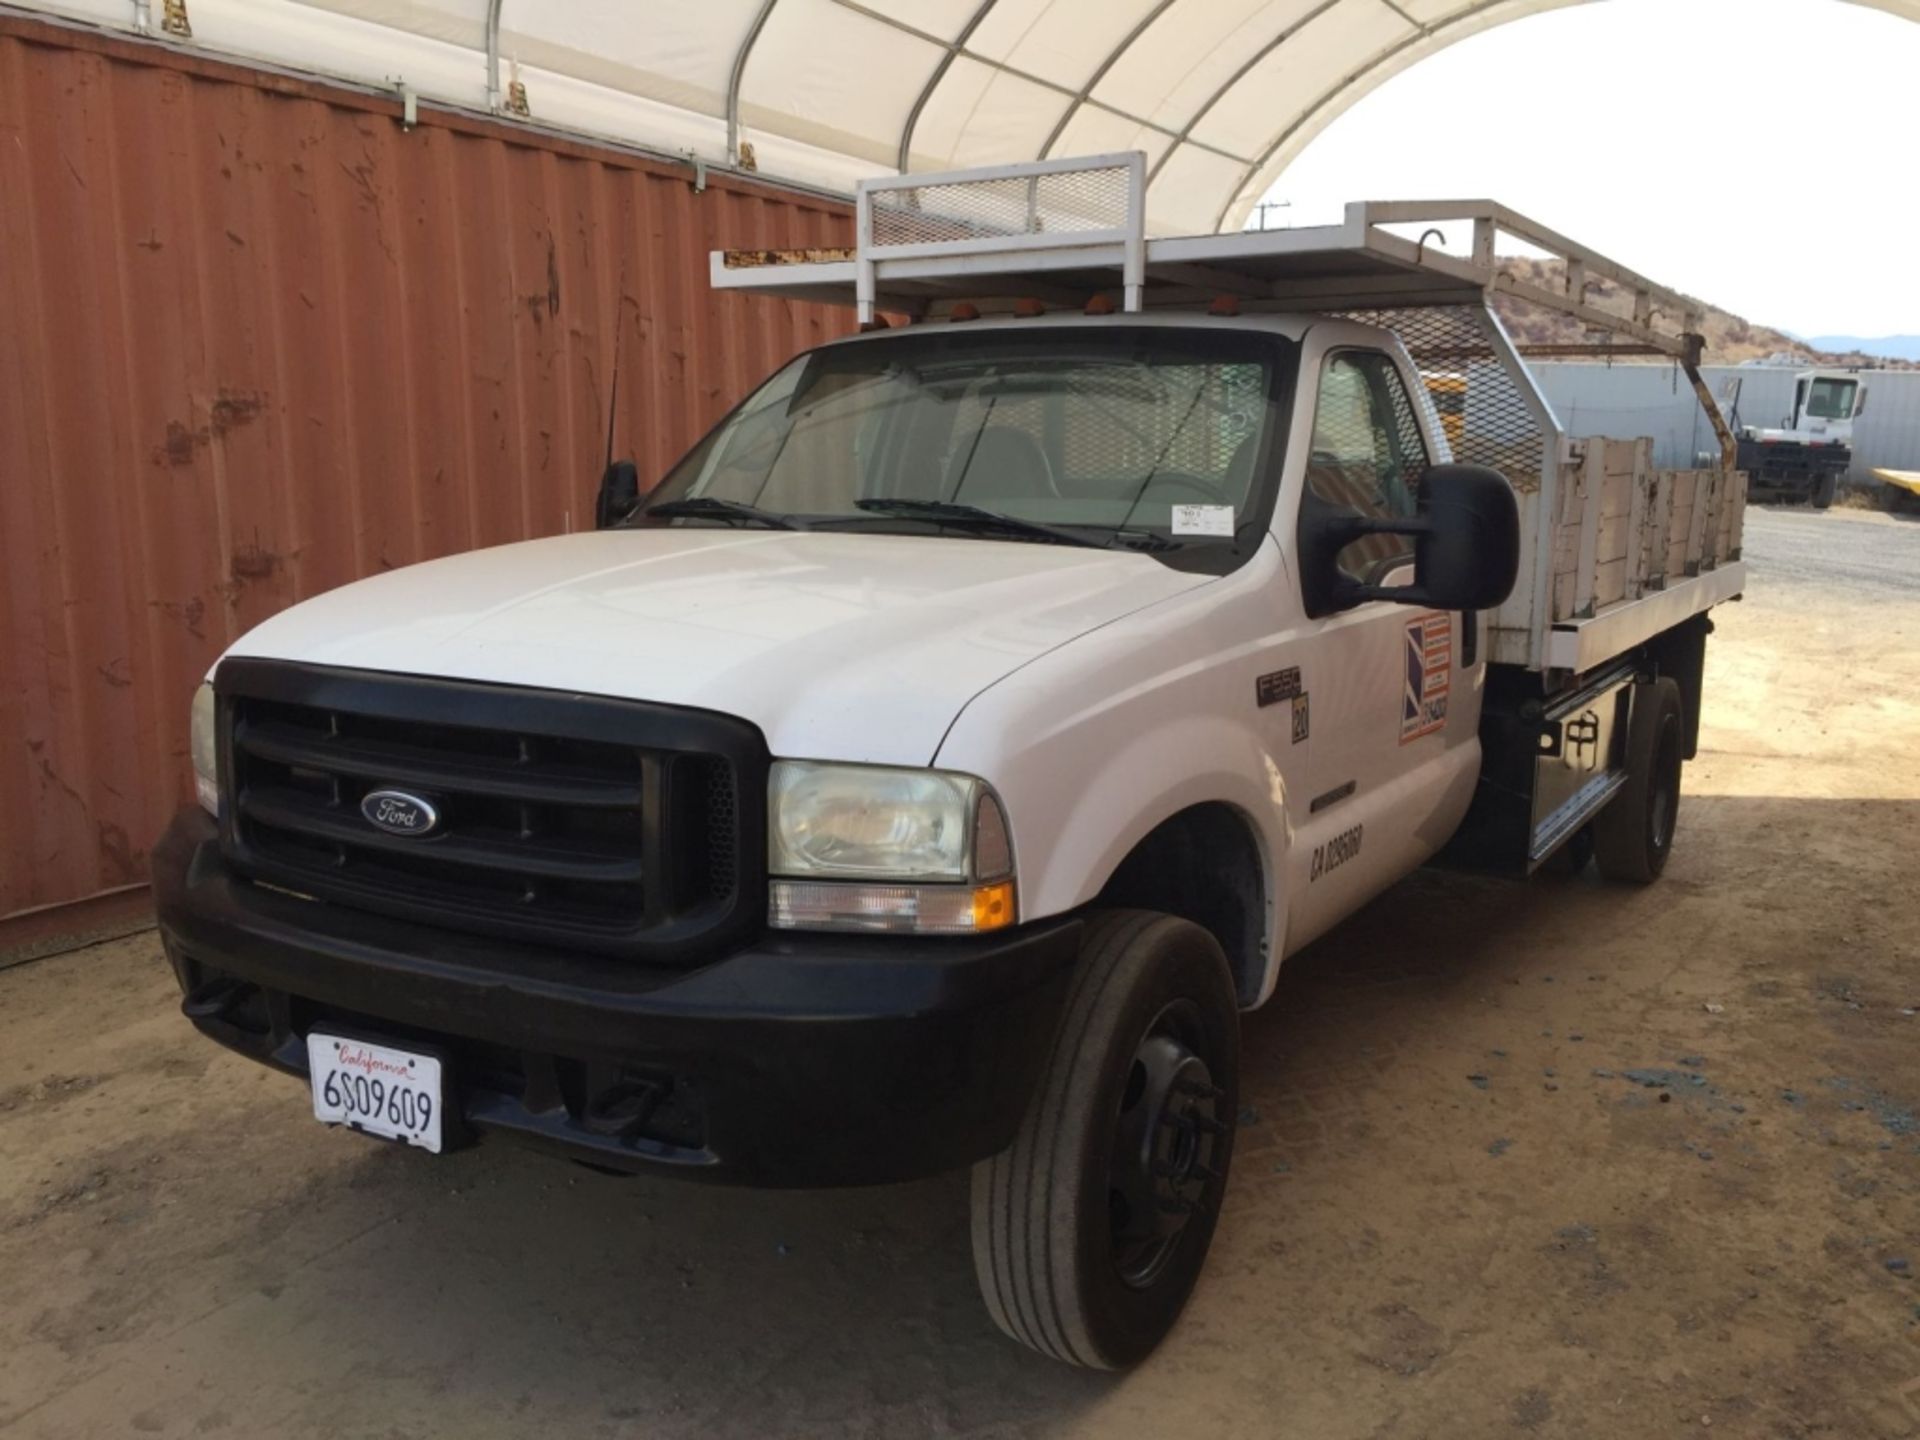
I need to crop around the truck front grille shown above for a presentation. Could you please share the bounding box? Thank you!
[216,659,767,961]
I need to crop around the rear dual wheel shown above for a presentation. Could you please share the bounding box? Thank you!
[971,911,1238,1369]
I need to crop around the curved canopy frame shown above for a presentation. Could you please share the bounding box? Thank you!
[27,0,1920,234]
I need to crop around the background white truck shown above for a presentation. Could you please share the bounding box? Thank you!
[156,155,1746,1369]
[1727,366,1868,507]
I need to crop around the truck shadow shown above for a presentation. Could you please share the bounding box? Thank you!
[279,869,1550,1432]
[271,790,1912,1436]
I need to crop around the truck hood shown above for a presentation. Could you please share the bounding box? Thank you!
[225,528,1211,765]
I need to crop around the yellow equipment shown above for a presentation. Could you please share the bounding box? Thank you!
[1425,373,1466,451]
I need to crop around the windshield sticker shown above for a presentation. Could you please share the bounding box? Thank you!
[1171,504,1235,537]
[1401,612,1452,743]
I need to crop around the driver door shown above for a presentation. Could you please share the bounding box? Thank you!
[1286,344,1480,948]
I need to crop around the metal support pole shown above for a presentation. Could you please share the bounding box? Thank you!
[1122,151,1146,313]
[1683,356,1738,474]
[484,0,504,112]
[854,184,877,326]
[1471,215,1495,269]
[728,1,776,166]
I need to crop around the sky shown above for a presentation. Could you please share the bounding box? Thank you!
[1255,0,1920,340]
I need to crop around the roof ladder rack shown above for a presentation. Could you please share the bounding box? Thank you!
[720,153,1710,368]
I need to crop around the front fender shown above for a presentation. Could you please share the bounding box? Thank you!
[934,553,1305,1008]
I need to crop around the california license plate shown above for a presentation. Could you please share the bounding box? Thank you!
[306,1032,444,1153]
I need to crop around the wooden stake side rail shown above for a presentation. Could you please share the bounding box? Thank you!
[1511,438,1748,675]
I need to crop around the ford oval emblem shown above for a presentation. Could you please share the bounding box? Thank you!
[361,789,440,837]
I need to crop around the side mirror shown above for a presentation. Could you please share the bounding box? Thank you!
[1854,385,1868,418]
[595,460,640,529]
[1301,464,1519,617]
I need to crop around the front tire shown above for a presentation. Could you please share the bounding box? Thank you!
[1594,677,1683,884]
[970,911,1238,1369]
[1812,473,1838,510]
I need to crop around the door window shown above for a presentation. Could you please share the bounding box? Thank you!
[1303,350,1430,582]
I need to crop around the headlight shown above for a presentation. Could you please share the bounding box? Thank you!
[767,761,1015,934]
[189,681,219,816]
[771,763,977,880]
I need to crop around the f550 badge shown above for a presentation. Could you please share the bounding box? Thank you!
[1401,612,1452,744]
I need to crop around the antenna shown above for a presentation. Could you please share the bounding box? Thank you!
[594,248,640,529]
[604,247,627,475]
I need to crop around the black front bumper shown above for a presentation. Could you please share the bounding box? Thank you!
[154,809,1080,1188]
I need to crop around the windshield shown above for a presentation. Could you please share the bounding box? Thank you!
[631,327,1296,572]
[1805,377,1858,420]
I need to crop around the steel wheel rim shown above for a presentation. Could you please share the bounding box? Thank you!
[1650,714,1681,855]
[1107,998,1226,1291]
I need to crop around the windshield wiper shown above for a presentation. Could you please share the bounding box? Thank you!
[643,497,805,530]
[1105,528,1182,553]
[851,499,1183,554]
[851,498,1104,549]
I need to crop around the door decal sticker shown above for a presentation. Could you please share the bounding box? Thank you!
[1310,824,1363,881]
[1401,612,1452,743]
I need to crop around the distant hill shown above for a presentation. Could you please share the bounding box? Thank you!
[1803,334,1920,363]
[1489,258,1919,369]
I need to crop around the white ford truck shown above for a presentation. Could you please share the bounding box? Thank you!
[155,156,1747,1368]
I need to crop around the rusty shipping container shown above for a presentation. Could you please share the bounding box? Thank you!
[0,16,858,943]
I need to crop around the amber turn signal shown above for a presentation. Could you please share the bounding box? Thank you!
[971,880,1016,932]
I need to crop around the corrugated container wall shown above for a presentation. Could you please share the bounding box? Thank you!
[0,18,856,936]
[1532,362,1920,478]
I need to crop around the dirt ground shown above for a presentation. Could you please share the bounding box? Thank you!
[2,507,1917,1440]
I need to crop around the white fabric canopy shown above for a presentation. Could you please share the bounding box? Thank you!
[26,0,1920,234]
